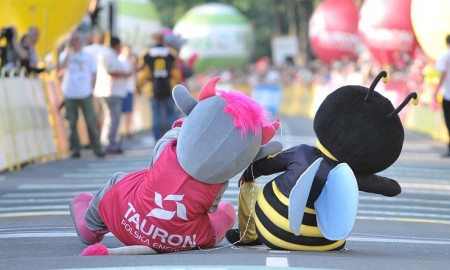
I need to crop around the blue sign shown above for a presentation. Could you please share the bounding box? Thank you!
[251,85,282,114]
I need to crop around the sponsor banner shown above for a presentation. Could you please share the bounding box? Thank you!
[251,85,282,114]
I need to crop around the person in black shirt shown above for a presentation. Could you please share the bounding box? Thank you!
[138,32,181,142]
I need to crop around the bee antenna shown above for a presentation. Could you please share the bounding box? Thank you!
[364,71,388,102]
[387,92,419,118]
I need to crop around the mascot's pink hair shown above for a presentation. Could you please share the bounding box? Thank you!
[219,90,269,136]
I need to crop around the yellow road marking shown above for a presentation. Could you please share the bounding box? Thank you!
[0,211,69,218]
[1,211,449,226]
[357,216,450,225]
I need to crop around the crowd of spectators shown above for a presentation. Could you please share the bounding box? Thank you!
[56,28,139,158]
[0,25,50,76]
[3,21,437,117]
[186,47,439,114]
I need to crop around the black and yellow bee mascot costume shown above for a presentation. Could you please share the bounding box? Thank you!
[226,71,418,251]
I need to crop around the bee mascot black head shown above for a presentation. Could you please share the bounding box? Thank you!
[314,71,418,175]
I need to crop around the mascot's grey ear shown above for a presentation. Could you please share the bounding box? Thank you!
[173,84,197,116]
[254,141,282,161]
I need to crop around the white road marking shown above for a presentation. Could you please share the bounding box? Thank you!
[347,236,450,245]
[85,161,148,168]
[358,210,450,219]
[359,196,450,205]
[401,189,450,196]
[266,257,289,267]
[359,203,450,213]
[400,182,450,191]
[62,173,117,178]
[57,267,323,270]
[269,250,290,254]
[357,215,450,225]
[71,166,143,173]
[0,232,77,238]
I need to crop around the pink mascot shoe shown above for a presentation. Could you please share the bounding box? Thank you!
[70,192,108,245]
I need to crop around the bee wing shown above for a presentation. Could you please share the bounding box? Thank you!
[288,158,323,236]
[314,163,359,240]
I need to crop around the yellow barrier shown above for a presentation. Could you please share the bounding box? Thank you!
[405,105,447,142]
[1,72,22,169]
[30,77,58,157]
[0,72,58,172]
[275,82,447,143]
[42,77,68,158]
[1,75,446,173]
[0,74,14,171]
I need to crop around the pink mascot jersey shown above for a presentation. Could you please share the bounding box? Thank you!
[98,140,223,253]
[72,76,282,256]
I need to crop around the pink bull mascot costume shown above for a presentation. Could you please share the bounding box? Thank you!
[69,77,282,255]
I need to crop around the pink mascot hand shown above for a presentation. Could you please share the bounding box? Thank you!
[172,118,185,128]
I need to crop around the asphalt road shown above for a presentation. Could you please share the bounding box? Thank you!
[1,116,450,270]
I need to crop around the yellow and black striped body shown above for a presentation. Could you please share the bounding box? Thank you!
[255,181,346,251]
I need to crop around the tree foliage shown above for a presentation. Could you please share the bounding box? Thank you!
[151,0,321,63]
